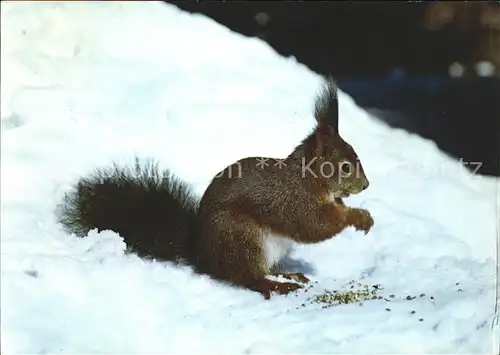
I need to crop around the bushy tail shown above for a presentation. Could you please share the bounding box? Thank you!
[57,158,199,263]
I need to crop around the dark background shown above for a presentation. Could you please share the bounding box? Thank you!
[167,1,500,177]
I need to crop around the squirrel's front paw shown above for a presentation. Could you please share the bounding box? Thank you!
[350,208,374,234]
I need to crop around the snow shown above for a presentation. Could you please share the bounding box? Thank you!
[1,1,498,353]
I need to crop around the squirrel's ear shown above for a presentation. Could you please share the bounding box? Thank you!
[314,121,335,157]
[315,128,324,157]
[330,110,339,133]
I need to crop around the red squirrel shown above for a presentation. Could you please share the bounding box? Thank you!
[58,77,374,299]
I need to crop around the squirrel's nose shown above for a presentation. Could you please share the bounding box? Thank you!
[362,179,369,190]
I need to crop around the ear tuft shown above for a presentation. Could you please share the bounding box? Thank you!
[314,76,339,131]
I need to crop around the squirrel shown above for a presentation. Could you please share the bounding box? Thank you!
[57,77,374,300]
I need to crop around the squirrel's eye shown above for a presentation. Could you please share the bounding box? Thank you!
[340,162,352,175]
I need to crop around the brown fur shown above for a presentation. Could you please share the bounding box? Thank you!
[191,77,373,298]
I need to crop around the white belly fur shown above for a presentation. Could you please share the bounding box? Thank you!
[263,233,295,270]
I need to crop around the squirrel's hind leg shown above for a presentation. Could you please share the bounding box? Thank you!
[200,210,304,299]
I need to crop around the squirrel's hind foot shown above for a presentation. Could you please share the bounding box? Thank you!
[269,272,310,284]
[249,278,303,300]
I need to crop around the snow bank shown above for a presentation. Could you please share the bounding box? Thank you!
[1,1,498,353]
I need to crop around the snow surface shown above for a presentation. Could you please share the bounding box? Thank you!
[1,1,499,353]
